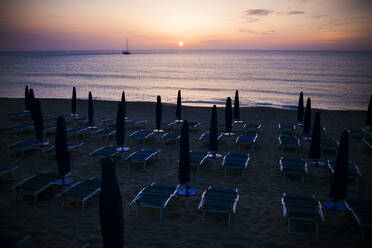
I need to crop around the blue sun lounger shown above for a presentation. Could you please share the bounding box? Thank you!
[93,128,116,142]
[344,198,372,239]
[221,153,250,177]
[199,132,223,144]
[9,122,34,135]
[235,134,258,152]
[0,165,18,176]
[44,142,84,160]
[321,138,339,155]
[89,145,126,165]
[279,123,295,135]
[198,187,239,225]
[12,171,60,204]
[8,111,30,120]
[328,160,361,188]
[243,122,262,133]
[347,127,365,138]
[8,139,44,159]
[280,157,308,184]
[125,149,161,169]
[129,130,154,143]
[279,135,300,153]
[362,137,372,149]
[44,125,57,135]
[281,193,325,235]
[66,126,89,141]
[56,177,101,210]
[161,132,181,145]
[190,151,208,173]
[130,183,179,221]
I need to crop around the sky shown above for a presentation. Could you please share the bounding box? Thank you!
[0,0,372,51]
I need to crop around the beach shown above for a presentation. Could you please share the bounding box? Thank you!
[0,97,371,248]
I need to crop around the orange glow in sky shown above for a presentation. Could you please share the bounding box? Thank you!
[0,0,371,51]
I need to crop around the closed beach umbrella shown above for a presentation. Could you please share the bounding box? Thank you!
[25,86,29,111]
[209,105,218,152]
[176,90,182,121]
[28,89,35,115]
[55,116,71,185]
[308,111,321,160]
[100,157,124,248]
[88,92,94,127]
[297,91,304,122]
[303,97,311,137]
[367,95,372,126]
[116,102,125,147]
[121,91,126,119]
[71,87,77,115]
[155,95,162,131]
[234,90,240,122]
[225,97,233,134]
[179,121,190,185]
[31,99,44,142]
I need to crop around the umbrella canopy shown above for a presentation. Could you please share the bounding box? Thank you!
[28,89,35,115]
[121,91,126,119]
[31,99,44,143]
[116,102,125,147]
[99,158,124,248]
[55,116,70,178]
[88,92,94,126]
[297,91,304,122]
[25,86,29,111]
[329,130,349,200]
[209,105,218,152]
[367,95,372,126]
[155,95,162,130]
[179,121,190,185]
[176,90,181,121]
[234,90,240,121]
[225,97,233,133]
[303,98,311,136]
[72,87,77,115]
[308,111,321,159]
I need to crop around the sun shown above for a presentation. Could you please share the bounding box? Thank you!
[178,41,184,47]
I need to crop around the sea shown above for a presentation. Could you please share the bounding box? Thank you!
[0,50,371,111]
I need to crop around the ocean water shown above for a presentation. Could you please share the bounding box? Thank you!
[0,50,371,110]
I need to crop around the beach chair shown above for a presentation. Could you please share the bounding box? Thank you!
[130,182,179,221]
[66,126,89,141]
[199,132,223,144]
[8,139,44,159]
[93,128,116,142]
[161,132,181,145]
[280,157,308,184]
[190,151,208,173]
[281,193,325,235]
[44,142,83,160]
[235,134,258,152]
[56,177,101,210]
[346,127,365,138]
[344,198,372,239]
[221,153,250,177]
[126,119,147,129]
[129,130,154,143]
[8,111,30,120]
[321,138,339,155]
[12,171,60,204]
[362,136,372,149]
[327,160,361,188]
[125,149,161,169]
[0,234,30,248]
[44,124,57,135]
[279,135,300,153]
[89,145,125,166]
[81,244,99,248]
[243,122,262,133]
[279,123,295,135]
[198,187,239,225]
[9,122,34,135]
[0,165,18,176]
[189,121,201,132]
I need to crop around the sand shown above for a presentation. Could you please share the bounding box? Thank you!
[0,97,371,248]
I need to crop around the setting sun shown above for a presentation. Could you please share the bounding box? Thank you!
[178,41,184,47]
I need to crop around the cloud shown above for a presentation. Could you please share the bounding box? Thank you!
[311,14,327,18]
[239,29,275,35]
[244,9,273,16]
[200,39,224,44]
[287,11,306,15]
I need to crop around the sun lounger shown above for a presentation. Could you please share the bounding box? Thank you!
[243,122,262,133]
[8,139,44,159]
[344,198,372,239]
[199,132,223,144]
[281,193,325,235]
[44,125,56,135]
[279,135,300,153]
[362,137,372,149]
[56,177,101,210]
[126,120,147,129]
[66,126,89,140]
[161,132,181,145]
[347,127,365,138]
[280,157,308,184]
[93,128,116,142]
[125,149,161,169]
[235,134,258,152]
[44,142,83,160]
[222,153,250,177]
[0,234,30,248]
[9,122,34,135]
[8,111,30,120]
[0,165,18,176]
[190,151,208,173]
[198,187,239,225]
[129,130,154,143]
[12,171,60,204]
[89,145,125,165]
[279,124,295,135]
[328,160,361,188]
[130,182,179,221]
[321,138,339,155]
[81,244,99,248]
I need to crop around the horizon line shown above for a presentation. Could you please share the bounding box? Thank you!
[1,49,372,52]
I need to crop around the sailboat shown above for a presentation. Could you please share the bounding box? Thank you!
[122,38,130,55]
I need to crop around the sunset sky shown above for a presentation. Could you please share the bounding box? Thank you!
[0,0,371,51]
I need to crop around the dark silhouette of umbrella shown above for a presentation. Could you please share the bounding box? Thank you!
[225,97,234,135]
[308,111,321,160]
[209,105,218,153]
[303,97,311,138]
[176,90,182,122]
[28,89,35,115]
[99,157,124,248]
[88,92,94,127]
[297,91,304,123]
[179,121,190,185]
[55,116,72,185]
[116,101,129,152]
[25,86,29,111]
[31,99,47,145]
[234,90,241,123]
[155,95,163,132]
[367,95,372,126]
[71,87,77,116]
[121,91,126,119]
